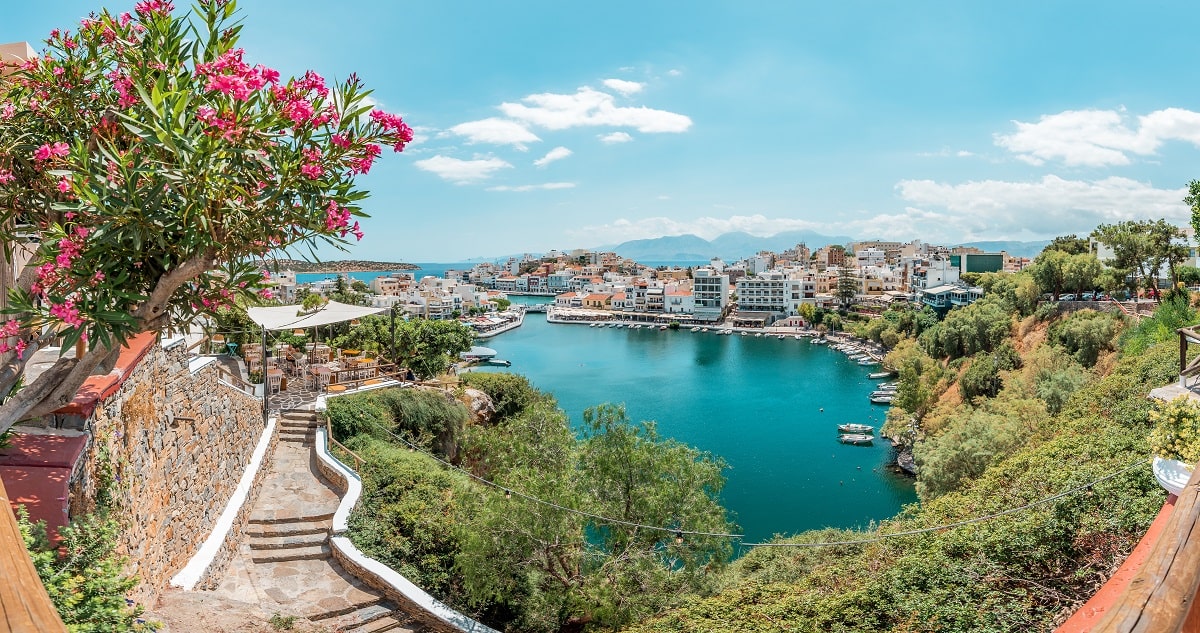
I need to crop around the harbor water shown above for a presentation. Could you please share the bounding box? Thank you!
[476,297,918,545]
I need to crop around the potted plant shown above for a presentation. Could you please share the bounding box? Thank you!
[1148,395,1200,495]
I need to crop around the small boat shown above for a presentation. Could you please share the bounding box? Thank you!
[741,331,749,336]
[660,325,668,331]
[838,423,874,434]
[794,335,802,340]
[485,359,512,367]
[857,358,880,366]
[868,371,895,379]
[838,434,874,445]
[879,382,899,389]
[589,323,597,327]
[812,338,827,345]
[777,334,786,340]
[754,333,763,338]
[691,326,701,332]
[701,327,709,332]
[870,394,895,405]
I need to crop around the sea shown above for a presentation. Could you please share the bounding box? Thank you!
[477,296,918,546]
[297,262,918,545]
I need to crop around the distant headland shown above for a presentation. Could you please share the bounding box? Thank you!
[263,259,418,273]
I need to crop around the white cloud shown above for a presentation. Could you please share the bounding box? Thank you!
[447,117,540,150]
[533,146,572,168]
[656,195,671,200]
[892,175,1188,240]
[602,78,645,96]
[667,69,682,77]
[500,87,692,133]
[599,131,634,144]
[917,147,976,158]
[413,155,512,184]
[565,175,1189,246]
[956,150,975,157]
[994,107,1200,167]
[487,182,576,192]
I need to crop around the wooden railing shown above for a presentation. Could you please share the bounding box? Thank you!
[323,416,365,471]
[214,362,257,397]
[0,479,68,633]
[1090,463,1200,632]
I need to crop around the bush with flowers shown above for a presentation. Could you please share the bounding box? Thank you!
[0,0,412,434]
[1148,395,1200,468]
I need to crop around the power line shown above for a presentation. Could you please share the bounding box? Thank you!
[738,458,1149,548]
[344,411,1150,548]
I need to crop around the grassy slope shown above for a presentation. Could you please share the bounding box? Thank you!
[626,316,1177,633]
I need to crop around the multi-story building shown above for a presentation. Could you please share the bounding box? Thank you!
[692,267,729,323]
[855,248,886,269]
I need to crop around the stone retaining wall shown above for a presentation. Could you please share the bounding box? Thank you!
[70,338,269,604]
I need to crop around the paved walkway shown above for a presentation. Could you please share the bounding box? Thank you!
[154,411,424,633]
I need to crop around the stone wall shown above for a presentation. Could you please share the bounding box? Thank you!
[71,338,269,604]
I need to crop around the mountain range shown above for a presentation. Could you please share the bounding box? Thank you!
[601,232,1051,261]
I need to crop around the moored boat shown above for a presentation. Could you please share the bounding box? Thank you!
[838,433,874,445]
[691,326,701,332]
[868,370,895,379]
[870,394,895,405]
[838,423,874,434]
[857,358,880,366]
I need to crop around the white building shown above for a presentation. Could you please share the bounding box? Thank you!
[692,267,729,322]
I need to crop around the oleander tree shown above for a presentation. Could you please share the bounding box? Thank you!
[0,0,413,434]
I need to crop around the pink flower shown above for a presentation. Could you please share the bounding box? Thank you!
[0,103,13,119]
[134,0,174,15]
[49,300,84,328]
[0,320,20,338]
[0,170,14,185]
[57,176,71,192]
[330,133,351,149]
[258,288,274,300]
[300,163,322,179]
[33,142,69,162]
[14,340,26,359]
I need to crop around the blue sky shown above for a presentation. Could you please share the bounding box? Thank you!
[6,1,1200,261]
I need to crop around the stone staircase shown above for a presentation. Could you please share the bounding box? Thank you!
[152,410,425,632]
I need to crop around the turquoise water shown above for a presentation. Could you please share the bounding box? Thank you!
[476,297,918,545]
[295,263,475,285]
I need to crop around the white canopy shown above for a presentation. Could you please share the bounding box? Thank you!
[246,300,391,331]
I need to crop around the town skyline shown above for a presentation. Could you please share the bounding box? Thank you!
[5,1,1200,261]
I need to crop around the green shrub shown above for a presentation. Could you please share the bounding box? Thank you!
[1049,309,1123,367]
[1148,396,1200,464]
[460,372,552,423]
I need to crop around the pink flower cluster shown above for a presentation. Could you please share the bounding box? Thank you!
[369,110,415,152]
[0,170,14,185]
[195,48,279,102]
[1,103,13,119]
[269,71,334,131]
[106,70,138,109]
[300,146,323,180]
[349,144,381,175]
[196,105,243,141]
[50,299,84,328]
[323,200,363,241]
[33,142,69,162]
[0,320,28,359]
[133,0,174,16]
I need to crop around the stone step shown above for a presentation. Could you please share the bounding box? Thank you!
[345,613,416,633]
[245,520,330,537]
[279,427,315,436]
[249,532,328,550]
[281,411,320,421]
[279,435,315,444]
[249,511,335,525]
[321,602,393,628]
[305,593,384,622]
[279,420,320,430]
[249,544,330,563]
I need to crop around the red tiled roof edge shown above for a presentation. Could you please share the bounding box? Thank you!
[52,331,159,418]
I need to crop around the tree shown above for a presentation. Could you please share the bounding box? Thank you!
[885,339,947,420]
[824,312,843,332]
[1064,253,1103,296]
[0,1,413,433]
[1031,249,1069,298]
[1091,219,1183,300]
[1043,234,1091,255]
[393,319,474,379]
[836,267,859,306]
[797,302,816,324]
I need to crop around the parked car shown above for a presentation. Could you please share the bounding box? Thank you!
[1058,293,1077,301]
[1080,292,1095,300]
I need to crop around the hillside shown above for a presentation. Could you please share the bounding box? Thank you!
[624,292,1189,632]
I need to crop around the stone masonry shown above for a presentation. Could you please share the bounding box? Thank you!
[70,337,270,604]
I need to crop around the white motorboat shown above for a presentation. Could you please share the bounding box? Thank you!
[838,423,874,434]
